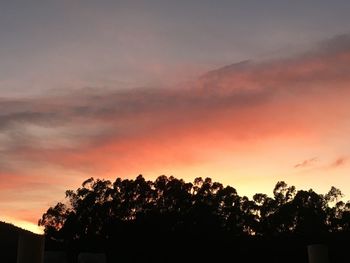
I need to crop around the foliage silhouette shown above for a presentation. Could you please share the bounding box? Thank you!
[39,175,350,262]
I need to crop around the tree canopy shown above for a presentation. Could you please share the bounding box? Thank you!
[39,175,350,244]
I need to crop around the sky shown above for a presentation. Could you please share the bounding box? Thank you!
[1,1,350,232]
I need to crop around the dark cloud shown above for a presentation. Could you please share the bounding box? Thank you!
[316,34,350,54]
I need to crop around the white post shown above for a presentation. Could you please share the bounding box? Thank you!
[308,244,329,263]
[17,232,45,263]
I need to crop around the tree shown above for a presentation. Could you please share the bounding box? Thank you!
[39,175,349,245]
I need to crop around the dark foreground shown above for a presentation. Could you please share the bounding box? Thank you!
[44,232,350,263]
[3,225,350,263]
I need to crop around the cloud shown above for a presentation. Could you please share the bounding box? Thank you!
[2,35,350,176]
[294,157,318,168]
[0,86,316,175]
[330,157,347,168]
[2,34,350,222]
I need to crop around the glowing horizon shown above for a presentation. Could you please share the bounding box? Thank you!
[1,216,44,235]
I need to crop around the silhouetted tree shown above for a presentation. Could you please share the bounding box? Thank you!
[39,175,349,255]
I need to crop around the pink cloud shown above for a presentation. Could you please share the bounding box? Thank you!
[330,157,347,168]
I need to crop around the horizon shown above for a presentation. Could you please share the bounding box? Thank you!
[1,217,44,235]
[1,1,350,231]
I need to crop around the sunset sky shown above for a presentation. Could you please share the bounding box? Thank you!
[2,1,350,231]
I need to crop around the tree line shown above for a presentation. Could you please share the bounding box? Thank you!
[39,175,350,242]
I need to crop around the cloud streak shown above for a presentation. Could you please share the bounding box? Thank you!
[294,158,318,168]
